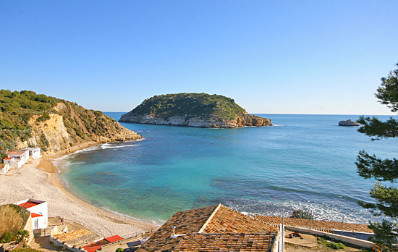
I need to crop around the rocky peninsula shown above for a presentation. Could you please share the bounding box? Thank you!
[119,93,272,128]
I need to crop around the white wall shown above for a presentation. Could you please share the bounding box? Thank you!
[16,199,48,229]
[4,158,24,169]
[29,202,48,228]
[28,148,41,159]
[0,164,10,174]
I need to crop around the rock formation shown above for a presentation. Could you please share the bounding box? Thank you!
[120,93,271,128]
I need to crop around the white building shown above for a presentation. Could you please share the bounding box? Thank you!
[5,150,30,167]
[16,199,48,230]
[3,156,25,169]
[0,163,10,174]
[27,148,41,159]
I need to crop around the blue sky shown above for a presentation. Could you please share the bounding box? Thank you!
[1,1,397,114]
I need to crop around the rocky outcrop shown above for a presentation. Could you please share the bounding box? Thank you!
[16,102,141,156]
[120,93,272,128]
[120,113,271,128]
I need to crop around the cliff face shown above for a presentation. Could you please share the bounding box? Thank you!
[120,93,271,128]
[16,102,141,155]
[0,90,141,156]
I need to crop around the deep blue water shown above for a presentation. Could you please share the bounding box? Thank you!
[56,113,397,224]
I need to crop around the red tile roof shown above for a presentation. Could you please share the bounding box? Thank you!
[18,199,44,209]
[31,213,43,218]
[82,244,102,252]
[174,233,276,251]
[82,235,124,252]
[137,204,278,252]
[19,202,40,209]
[255,215,373,233]
[105,235,124,243]
[4,157,14,160]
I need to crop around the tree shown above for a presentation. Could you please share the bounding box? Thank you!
[356,63,398,250]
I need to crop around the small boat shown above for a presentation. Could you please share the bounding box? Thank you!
[338,119,359,126]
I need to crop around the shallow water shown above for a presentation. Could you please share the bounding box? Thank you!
[56,113,397,224]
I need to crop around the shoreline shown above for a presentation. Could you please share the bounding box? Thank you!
[0,141,159,238]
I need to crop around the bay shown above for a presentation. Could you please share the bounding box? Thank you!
[56,113,397,224]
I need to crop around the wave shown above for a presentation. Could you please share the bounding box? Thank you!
[101,143,138,150]
[223,199,372,223]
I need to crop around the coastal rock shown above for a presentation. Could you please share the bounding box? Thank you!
[120,93,272,128]
[338,119,360,127]
[8,102,141,156]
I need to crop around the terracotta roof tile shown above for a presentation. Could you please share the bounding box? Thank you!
[137,205,218,252]
[203,205,277,234]
[137,204,278,252]
[175,233,276,251]
[255,215,373,233]
[105,235,124,243]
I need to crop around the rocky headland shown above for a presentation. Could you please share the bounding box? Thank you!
[0,90,141,156]
[119,93,272,128]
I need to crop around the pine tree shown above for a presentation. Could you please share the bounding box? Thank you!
[356,63,398,250]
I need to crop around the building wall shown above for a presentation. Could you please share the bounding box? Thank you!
[29,202,48,228]
[28,148,41,159]
[32,216,47,230]
[4,159,23,169]
[0,164,10,174]
[23,215,34,245]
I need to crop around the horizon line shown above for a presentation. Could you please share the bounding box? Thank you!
[103,111,396,116]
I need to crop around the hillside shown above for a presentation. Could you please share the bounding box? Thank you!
[119,93,271,128]
[0,90,141,156]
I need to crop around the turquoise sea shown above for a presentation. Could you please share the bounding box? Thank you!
[56,113,397,224]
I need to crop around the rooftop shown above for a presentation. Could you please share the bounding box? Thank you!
[255,215,373,233]
[105,235,124,243]
[174,233,276,251]
[5,150,27,156]
[82,235,124,252]
[137,204,278,252]
[18,199,45,209]
[31,213,43,218]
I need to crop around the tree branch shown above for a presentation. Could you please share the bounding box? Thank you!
[356,151,398,182]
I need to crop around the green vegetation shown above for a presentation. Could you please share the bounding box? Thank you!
[126,93,247,120]
[317,237,345,250]
[115,248,124,252]
[356,63,398,250]
[0,205,30,243]
[0,89,126,156]
[0,90,59,154]
[12,248,42,252]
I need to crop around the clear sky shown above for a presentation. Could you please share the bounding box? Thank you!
[1,1,397,114]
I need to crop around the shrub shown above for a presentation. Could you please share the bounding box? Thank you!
[36,112,50,122]
[317,237,345,250]
[0,205,28,237]
[326,242,345,249]
[12,248,43,252]
[0,231,16,243]
[16,230,29,243]
[116,248,124,252]
[40,134,49,147]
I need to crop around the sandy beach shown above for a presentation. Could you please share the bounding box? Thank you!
[0,155,158,238]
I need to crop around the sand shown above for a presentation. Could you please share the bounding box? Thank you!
[0,156,158,238]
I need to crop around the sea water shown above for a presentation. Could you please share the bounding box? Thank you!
[56,113,397,224]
